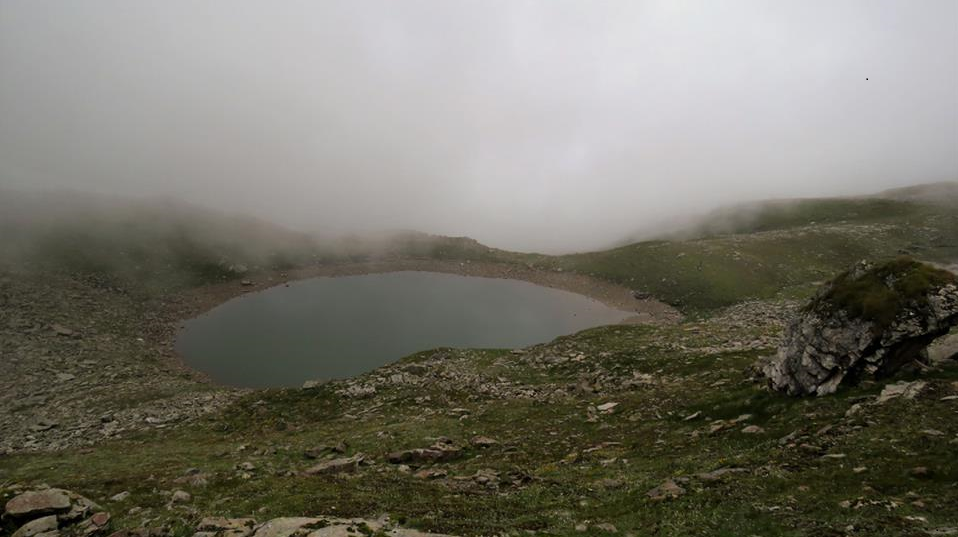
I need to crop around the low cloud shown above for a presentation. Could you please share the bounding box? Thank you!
[1,1,956,252]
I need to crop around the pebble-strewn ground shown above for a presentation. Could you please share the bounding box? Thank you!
[0,272,243,454]
[3,278,957,536]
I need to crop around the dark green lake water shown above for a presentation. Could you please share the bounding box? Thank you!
[175,271,630,387]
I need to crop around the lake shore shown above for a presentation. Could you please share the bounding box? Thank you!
[165,259,683,335]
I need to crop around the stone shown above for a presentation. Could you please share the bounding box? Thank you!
[12,515,59,537]
[414,469,447,480]
[594,478,624,490]
[877,380,927,404]
[108,492,130,502]
[304,442,347,459]
[389,531,459,537]
[251,518,320,537]
[596,402,619,413]
[302,379,327,390]
[741,425,764,434]
[170,490,191,503]
[470,436,498,448]
[173,473,209,487]
[647,479,685,501]
[106,529,169,537]
[51,324,74,337]
[928,331,958,363]
[57,492,101,524]
[760,260,958,396]
[304,454,365,475]
[4,489,72,519]
[90,512,111,527]
[387,445,461,464]
[695,468,748,482]
[910,466,932,478]
[197,517,257,537]
[29,421,58,432]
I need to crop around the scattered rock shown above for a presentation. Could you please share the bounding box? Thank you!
[877,381,927,404]
[105,528,168,537]
[304,442,347,459]
[250,517,320,537]
[387,444,462,464]
[647,479,686,501]
[51,324,74,337]
[910,466,932,478]
[196,517,256,537]
[470,436,498,448]
[11,515,59,537]
[414,468,448,480]
[29,421,58,433]
[301,379,327,390]
[596,402,619,413]
[304,454,365,475]
[90,512,111,527]
[695,468,748,482]
[170,490,191,503]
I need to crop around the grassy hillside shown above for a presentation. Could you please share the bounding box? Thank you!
[529,193,958,313]
[0,190,330,294]
[0,191,502,297]
[3,184,956,310]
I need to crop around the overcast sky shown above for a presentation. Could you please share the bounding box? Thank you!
[1,1,956,252]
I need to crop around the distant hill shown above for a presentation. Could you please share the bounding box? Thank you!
[612,181,958,244]
[0,189,508,295]
[0,189,331,293]
[529,183,958,312]
[3,182,956,309]
[872,181,958,205]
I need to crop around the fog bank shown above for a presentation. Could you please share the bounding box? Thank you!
[1,1,956,252]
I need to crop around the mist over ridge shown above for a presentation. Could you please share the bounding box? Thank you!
[2,1,957,253]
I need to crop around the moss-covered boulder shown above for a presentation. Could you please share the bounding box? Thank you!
[762,258,958,396]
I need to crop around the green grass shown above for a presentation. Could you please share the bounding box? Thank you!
[3,186,958,535]
[812,257,957,327]
[512,197,958,313]
[3,319,957,536]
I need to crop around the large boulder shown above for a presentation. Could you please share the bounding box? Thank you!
[3,488,106,537]
[4,490,72,519]
[762,259,958,396]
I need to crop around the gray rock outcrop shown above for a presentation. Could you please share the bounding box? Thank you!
[762,260,958,396]
[2,488,107,537]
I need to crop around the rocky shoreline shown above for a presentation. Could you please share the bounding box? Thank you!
[164,259,682,331]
